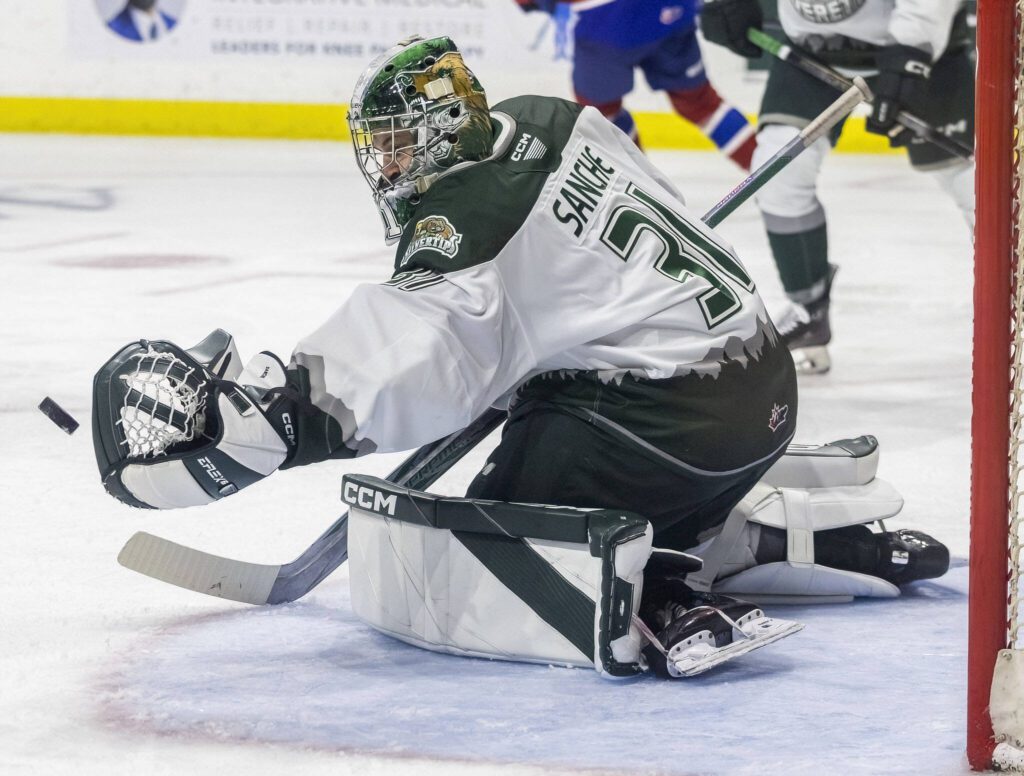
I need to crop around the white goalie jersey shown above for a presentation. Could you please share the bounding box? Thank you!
[292,96,777,457]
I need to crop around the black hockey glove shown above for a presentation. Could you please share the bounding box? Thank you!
[514,0,556,12]
[699,0,763,59]
[866,44,932,147]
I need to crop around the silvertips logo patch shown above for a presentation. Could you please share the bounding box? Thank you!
[401,215,462,266]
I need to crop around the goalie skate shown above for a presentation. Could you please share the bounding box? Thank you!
[642,589,804,678]
[664,607,804,678]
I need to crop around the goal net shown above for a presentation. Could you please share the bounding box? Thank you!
[969,0,1024,770]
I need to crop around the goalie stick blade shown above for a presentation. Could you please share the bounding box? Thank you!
[117,531,282,605]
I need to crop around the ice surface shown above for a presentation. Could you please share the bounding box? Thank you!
[103,568,969,776]
[0,133,975,775]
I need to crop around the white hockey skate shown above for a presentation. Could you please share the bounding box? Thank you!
[641,593,803,678]
[773,302,831,375]
[789,344,831,376]
[773,264,838,376]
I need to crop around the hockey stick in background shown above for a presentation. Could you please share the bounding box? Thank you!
[117,79,871,605]
[747,28,974,163]
[703,77,870,227]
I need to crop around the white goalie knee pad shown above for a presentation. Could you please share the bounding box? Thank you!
[926,160,975,234]
[752,124,830,223]
[686,436,905,603]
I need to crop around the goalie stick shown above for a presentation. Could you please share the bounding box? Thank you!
[117,80,870,604]
[118,406,506,605]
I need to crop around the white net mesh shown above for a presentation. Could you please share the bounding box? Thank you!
[1009,3,1024,654]
[970,3,1024,769]
[117,346,208,459]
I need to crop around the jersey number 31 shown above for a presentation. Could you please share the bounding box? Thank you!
[601,184,755,329]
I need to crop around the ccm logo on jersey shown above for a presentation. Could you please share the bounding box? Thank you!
[551,144,617,238]
[511,132,548,162]
[343,482,398,516]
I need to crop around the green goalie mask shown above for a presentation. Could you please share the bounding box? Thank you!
[347,36,493,243]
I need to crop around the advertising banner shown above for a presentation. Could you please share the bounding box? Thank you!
[71,0,551,71]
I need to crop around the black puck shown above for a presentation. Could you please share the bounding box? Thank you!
[39,397,79,435]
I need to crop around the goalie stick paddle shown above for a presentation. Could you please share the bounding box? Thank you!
[746,28,974,162]
[118,405,506,605]
[116,82,871,604]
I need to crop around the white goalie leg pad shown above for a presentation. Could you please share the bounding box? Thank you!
[762,435,879,488]
[702,482,903,602]
[686,436,904,602]
[343,475,653,679]
[602,524,654,670]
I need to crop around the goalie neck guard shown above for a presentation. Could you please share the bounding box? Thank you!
[347,35,493,244]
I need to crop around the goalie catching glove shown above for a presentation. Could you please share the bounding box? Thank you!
[92,329,311,509]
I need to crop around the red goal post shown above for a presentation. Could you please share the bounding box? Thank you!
[969,0,1024,770]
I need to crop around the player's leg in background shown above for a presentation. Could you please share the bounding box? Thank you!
[577,96,641,146]
[640,25,756,170]
[905,45,975,233]
[753,60,845,374]
[571,37,640,145]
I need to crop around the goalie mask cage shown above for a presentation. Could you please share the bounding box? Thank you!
[969,0,1024,770]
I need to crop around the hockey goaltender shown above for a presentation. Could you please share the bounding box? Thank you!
[91,36,948,679]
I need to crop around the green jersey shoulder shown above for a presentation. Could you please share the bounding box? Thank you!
[392,96,582,276]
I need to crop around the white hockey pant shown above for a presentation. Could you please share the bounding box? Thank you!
[752,123,830,256]
[755,122,975,239]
